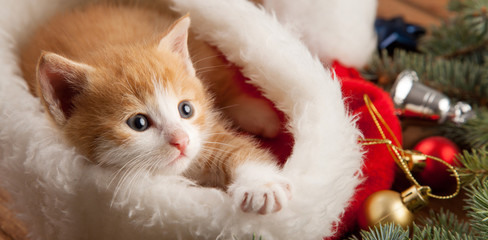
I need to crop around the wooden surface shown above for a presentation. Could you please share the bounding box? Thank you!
[0,1,451,239]
[0,189,27,240]
[377,0,451,27]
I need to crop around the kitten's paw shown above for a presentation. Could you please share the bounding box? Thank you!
[229,165,292,214]
[225,95,281,138]
[238,180,291,214]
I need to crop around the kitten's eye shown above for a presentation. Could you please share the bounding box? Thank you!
[178,101,194,119]
[127,114,150,131]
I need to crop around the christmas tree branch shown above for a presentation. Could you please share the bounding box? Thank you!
[416,209,472,235]
[420,0,488,61]
[348,223,409,240]
[420,19,488,62]
[454,148,488,186]
[412,224,476,240]
[349,210,477,240]
[442,109,488,148]
[465,180,488,239]
[438,39,488,60]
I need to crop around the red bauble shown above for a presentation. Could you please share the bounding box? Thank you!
[413,136,460,190]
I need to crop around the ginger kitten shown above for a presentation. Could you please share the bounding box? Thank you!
[19,4,291,214]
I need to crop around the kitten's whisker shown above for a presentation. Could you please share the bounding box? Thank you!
[111,167,135,207]
[146,154,167,176]
[113,164,139,198]
[200,146,236,155]
[198,155,220,169]
[125,159,151,201]
[191,54,225,65]
[214,104,240,112]
[202,141,237,148]
[189,49,216,61]
[108,151,153,188]
[194,70,218,76]
[148,157,162,175]
[109,159,138,190]
[116,155,154,204]
[195,69,229,76]
[108,158,139,188]
[199,145,241,161]
[204,132,234,137]
[198,151,233,169]
[199,151,238,169]
[195,64,230,72]
[111,153,153,204]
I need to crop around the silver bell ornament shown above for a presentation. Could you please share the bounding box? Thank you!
[390,70,474,124]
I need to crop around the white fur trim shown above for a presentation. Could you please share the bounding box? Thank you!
[0,0,365,239]
[261,0,378,68]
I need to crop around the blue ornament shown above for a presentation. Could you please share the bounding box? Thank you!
[375,17,426,54]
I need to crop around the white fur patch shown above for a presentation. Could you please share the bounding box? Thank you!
[151,80,203,163]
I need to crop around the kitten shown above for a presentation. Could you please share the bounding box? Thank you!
[19,4,291,214]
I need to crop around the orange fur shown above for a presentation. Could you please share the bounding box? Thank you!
[20,3,276,190]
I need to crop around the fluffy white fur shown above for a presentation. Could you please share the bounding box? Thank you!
[260,0,378,68]
[0,0,369,239]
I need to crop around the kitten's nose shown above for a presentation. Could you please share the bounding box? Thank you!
[169,129,189,153]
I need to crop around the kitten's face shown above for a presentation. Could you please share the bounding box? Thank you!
[37,16,212,175]
[63,46,212,175]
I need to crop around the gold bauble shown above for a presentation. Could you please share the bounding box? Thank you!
[358,186,429,229]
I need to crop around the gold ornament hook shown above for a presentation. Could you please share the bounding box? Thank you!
[401,185,429,213]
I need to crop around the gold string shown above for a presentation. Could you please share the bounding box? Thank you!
[359,94,460,200]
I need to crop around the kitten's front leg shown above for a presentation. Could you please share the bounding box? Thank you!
[228,162,292,214]
[201,125,292,214]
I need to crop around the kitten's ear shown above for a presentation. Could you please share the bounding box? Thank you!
[37,52,94,126]
[158,14,195,76]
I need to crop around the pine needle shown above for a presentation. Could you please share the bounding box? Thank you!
[442,109,488,149]
[455,148,488,185]
[348,223,409,240]
[416,209,472,236]
[465,180,488,239]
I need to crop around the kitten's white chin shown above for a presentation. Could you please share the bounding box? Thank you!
[159,154,193,175]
